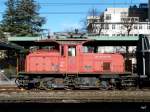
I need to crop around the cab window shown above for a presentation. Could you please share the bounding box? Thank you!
[61,46,64,56]
[68,46,76,56]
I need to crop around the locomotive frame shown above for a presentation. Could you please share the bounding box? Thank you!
[15,37,141,90]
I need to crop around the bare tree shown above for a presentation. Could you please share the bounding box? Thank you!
[87,8,98,34]
[95,14,104,35]
[121,17,136,36]
[81,8,104,35]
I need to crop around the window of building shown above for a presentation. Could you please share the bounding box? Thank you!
[129,34,133,36]
[121,12,127,15]
[121,12,128,17]
[121,26,124,30]
[105,14,111,20]
[147,25,150,29]
[105,34,109,36]
[131,18,134,21]
[139,25,142,29]
[104,24,109,29]
[134,25,138,29]
[121,18,125,22]
[121,34,125,36]
[112,24,115,29]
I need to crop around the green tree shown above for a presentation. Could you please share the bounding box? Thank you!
[0,27,6,41]
[1,0,17,36]
[2,0,45,36]
[15,0,45,36]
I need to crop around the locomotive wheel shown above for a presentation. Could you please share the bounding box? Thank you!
[34,82,42,89]
[41,78,54,90]
[15,78,23,89]
[99,81,109,90]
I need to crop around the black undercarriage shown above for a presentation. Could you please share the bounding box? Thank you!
[16,72,138,90]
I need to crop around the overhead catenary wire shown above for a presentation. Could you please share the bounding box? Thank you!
[0,1,147,6]
[0,1,147,15]
[38,2,144,6]
[0,1,146,6]
[0,11,97,15]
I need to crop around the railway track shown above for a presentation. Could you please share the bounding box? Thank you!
[0,85,149,103]
[0,85,149,92]
[0,85,20,92]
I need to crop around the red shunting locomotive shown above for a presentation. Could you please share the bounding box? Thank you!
[17,39,135,90]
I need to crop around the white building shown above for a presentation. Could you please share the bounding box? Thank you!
[87,7,147,68]
[87,7,150,36]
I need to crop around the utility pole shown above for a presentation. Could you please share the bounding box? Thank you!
[148,0,150,22]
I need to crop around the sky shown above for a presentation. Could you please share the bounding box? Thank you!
[0,0,148,33]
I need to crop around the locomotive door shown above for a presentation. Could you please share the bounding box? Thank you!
[67,46,78,73]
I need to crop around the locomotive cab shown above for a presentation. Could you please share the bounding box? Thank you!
[25,41,81,74]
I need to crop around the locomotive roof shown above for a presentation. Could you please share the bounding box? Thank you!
[8,35,139,47]
[8,35,139,41]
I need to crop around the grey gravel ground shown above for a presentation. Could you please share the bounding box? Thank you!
[0,90,149,103]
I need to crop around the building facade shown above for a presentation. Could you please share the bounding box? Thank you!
[87,4,150,37]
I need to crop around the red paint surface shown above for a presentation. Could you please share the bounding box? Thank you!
[26,45,124,74]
